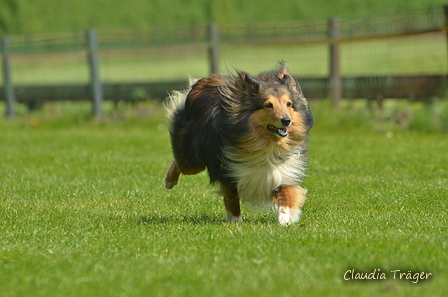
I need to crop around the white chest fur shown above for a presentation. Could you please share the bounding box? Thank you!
[225,147,306,208]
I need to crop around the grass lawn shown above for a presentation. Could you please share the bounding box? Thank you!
[0,100,447,296]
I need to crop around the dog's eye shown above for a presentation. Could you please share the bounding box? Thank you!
[265,102,274,109]
[287,102,292,108]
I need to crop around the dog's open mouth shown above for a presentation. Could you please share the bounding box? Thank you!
[268,125,289,137]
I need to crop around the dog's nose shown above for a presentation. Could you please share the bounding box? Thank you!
[281,117,291,127]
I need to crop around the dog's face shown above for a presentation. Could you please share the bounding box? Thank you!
[258,89,296,138]
[239,71,313,148]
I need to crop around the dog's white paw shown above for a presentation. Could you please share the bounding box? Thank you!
[226,211,243,223]
[274,206,301,226]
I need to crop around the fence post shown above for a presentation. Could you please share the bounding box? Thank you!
[328,17,342,107]
[444,5,448,76]
[208,23,220,75]
[87,29,103,117]
[2,36,16,118]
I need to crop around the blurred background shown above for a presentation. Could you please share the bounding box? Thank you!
[1,0,448,133]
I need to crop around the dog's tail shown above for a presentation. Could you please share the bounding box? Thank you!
[165,77,199,124]
[164,77,198,190]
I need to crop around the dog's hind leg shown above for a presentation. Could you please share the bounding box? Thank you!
[220,182,243,222]
[164,159,206,189]
[164,160,181,189]
[272,185,307,226]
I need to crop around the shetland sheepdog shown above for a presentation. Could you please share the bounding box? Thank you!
[164,62,313,225]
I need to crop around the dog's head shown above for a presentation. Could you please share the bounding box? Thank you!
[235,67,313,147]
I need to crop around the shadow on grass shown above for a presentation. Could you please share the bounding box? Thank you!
[137,213,285,225]
[139,214,224,225]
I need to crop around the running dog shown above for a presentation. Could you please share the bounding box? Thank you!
[164,63,313,225]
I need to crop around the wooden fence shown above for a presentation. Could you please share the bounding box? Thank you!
[2,6,448,117]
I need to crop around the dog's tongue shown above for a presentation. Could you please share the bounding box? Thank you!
[278,128,288,137]
[268,125,289,137]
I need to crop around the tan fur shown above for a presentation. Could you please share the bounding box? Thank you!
[164,160,181,189]
[220,183,241,219]
[272,185,307,210]
[241,93,308,156]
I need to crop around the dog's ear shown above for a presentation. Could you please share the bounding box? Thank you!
[281,74,303,95]
[238,71,264,93]
[276,61,290,79]
[281,74,296,89]
[276,61,302,94]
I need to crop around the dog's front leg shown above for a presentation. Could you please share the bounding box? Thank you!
[220,182,243,222]
[272,185,307,226]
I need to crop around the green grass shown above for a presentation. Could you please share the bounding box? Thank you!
[0,100,447,296]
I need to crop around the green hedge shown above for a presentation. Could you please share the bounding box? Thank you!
[1,0,446,34]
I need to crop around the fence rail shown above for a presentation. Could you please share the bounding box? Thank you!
[2,5,448,117]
